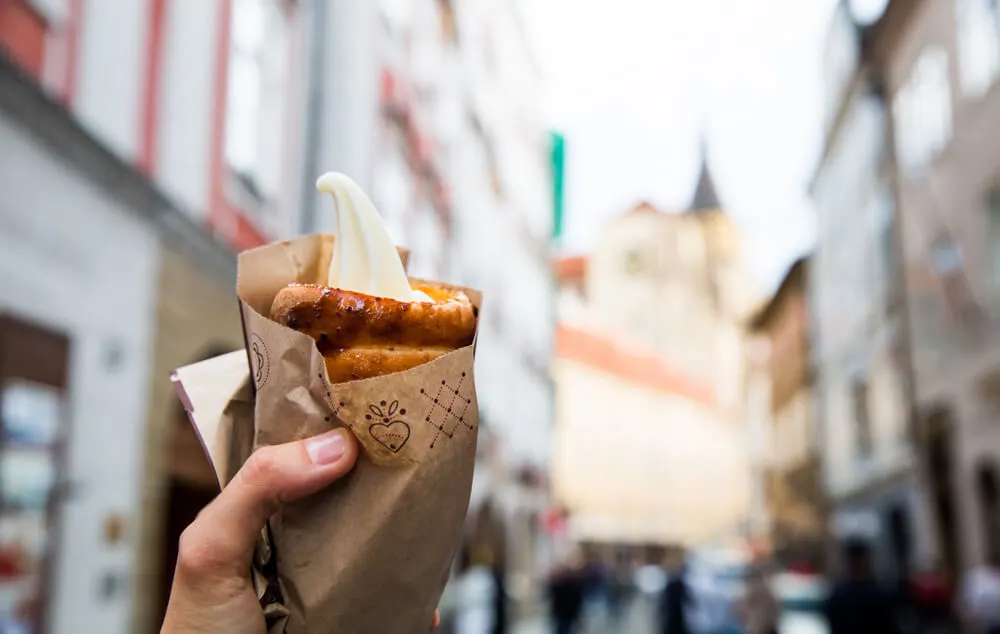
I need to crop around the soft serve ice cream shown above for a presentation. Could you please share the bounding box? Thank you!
[269,171,476,383]
[316,172,430,303]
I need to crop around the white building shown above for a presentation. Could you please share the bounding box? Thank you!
[0,0,551,630]
[0,1,311,632]
[551,171,757,553]
[299,0,555,618]
[808,1,932,579]
[449,0,554,609]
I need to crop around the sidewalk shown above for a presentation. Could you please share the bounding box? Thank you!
[512,594,655,634]
[511,616,548,634]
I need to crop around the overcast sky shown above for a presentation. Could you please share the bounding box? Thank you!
[517,0,846,289]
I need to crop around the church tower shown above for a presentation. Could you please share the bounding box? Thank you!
[690,138,722,213]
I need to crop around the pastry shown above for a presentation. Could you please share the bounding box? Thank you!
[270,173,476,383]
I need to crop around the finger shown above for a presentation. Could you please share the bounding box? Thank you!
[177,428,358,579]
[431,610,440,631]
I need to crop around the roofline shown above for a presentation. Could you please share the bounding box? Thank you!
[748,256,810,331]
[807,67,875,199]
[555,326,717,408]
[808,0,923,200]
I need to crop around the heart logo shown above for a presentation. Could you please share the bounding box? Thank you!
[369,420,410,453]
[366,401,410,453]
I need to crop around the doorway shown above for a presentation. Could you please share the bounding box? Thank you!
[975,462,1000,560]
[886,504,912,581]
[154,344,232,627]
[925,406,960,574]
[156,478,219,622]
[0,314,71,634]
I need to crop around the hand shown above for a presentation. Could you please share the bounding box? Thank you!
[160,428,441,633]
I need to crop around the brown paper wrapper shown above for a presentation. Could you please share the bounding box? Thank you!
[171,234,481,634]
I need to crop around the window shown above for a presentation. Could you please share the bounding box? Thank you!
[225,0,288,205]
[623,248,649,277]
[822,4,860,130]
[955,0,1000,98]
[988,189,1000,288]
[0,0,48,80]
[894,47,953,175]
[931,238,963,275]
[851,377,873,460]
[876,187,896,302]
[0,316,72,633]
[931,236,984,326]
[977,463,1000,557]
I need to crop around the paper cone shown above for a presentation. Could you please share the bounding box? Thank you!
[172,234,481,634]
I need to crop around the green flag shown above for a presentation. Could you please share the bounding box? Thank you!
[550,131,565,240]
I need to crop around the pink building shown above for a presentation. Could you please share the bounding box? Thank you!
[0,0,554,631]
[0,2,313,632]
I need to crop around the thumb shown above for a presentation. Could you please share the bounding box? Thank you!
[175,428,358,581]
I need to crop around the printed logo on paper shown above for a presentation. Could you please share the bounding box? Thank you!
[250,334,270,389]
[366,400,410,453]
[420,372,474,449]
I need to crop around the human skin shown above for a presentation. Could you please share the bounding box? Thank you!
[160,428,439,633]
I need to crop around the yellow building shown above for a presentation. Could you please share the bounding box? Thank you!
[552,154,757,547]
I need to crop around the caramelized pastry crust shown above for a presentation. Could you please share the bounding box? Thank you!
[270,283,476,383]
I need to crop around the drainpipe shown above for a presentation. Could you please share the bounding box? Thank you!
[864,37,930,571]
[867,62,921,476]
[299,0,326,235]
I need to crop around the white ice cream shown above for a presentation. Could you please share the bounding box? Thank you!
[316,172,430,302]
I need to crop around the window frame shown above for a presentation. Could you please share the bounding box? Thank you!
[893,45,954,176]
[850,375,873,461]
[223,0,290,211]
[986,188,1000,292]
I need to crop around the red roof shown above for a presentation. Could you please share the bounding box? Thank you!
[554,255,588,282]
[625,201,659,215]
[555,326,716,407]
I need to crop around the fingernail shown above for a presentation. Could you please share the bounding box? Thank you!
[305,429,347,465]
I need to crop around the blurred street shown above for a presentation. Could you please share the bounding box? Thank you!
[512,598,656,634]
[2,0,1000,632]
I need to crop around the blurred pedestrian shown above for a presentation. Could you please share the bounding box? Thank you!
[159,429,441,633]
[909,558,955,633]
[548,551,586,634]
[582,550,610,622]
[455,546,498,634]
[739,567,778,634]
[658,546,694,634]
[491,561,507,634]
[607,560,631,623]
[957,546,1000,634]
[823,538,901,634]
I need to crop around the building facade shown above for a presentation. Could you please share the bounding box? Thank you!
[297,0,556,619]
[809,1,932,581]
[0,1,315,632]
[867,0,1000,573]
[747,258,827,570]
[447,2,555,613]
[3,0,551,630]
[552,161,756,551]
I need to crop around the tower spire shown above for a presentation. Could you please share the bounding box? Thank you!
[689,78,720,212]
[690,137,720,212]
